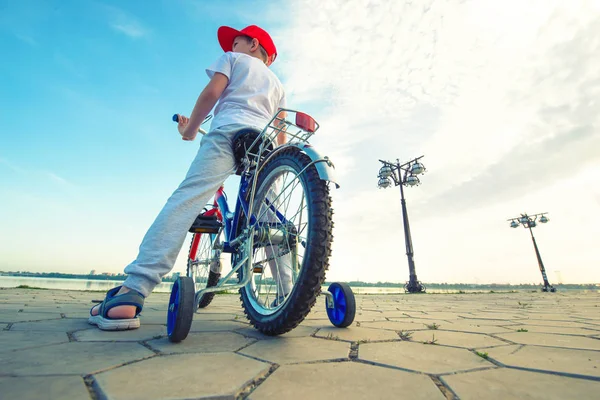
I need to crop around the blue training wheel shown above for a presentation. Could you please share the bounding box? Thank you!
[326,282,356,328]
[167,277,195,342]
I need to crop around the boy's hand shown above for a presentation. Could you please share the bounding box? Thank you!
[177,115,197,141]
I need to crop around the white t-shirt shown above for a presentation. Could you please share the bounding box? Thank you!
[206,52,286,132]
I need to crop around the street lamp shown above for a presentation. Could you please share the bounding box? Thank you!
[507,212,555,292]
[378,156,426,293]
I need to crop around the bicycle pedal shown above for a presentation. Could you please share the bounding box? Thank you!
[253,265,264,273]
[189,214,221,233]
[190,227,221,233]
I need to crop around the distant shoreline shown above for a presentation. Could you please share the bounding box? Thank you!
[1,271,598,290]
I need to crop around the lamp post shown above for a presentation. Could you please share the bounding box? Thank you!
[507,212,555,292]
[378,156,426,293]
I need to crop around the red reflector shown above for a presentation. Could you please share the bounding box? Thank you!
[295,112,317,132]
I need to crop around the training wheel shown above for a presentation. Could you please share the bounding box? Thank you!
[325,282,356,328]
[167,277,195,342]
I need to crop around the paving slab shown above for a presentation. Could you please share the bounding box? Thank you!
[63,311,97,319]
[73,325,167,341]
[189,319,249,332]
[519,313,584,322]
[236,325,318,339]
[383,311,419,319]
[314,326,400,342]
[574,312,600,319]
[359,341,493,374]
[11,307,67,314]
[435,322,514,334]
[408,330,507,348]
[192,312,242,321]
[391,317,453,327]
[464,312,528,319]
[513,319,595,328]
[581,325,600,332]
[505,324,599,336]
[405,311,464,320]
[0,312,63,323]
[495,332,600,350]
[250,361,445,400]
[95,353,270,400]
[481,344,600,377]
[359,320,431,332]
[442,367,600,400]
[147,332,255,354]
[296,318,336,328]
[0,376,90,400]
[240,336,350,364]
[2,288,599,399]
[353,310,388,322]
[457,318,522,326]
[303,310,331,321]
[9,318,93,332]
[579,320,600,328]
[0,342,154,375]
[0,330,69,352]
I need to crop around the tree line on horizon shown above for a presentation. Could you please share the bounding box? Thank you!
[1,271,598,289]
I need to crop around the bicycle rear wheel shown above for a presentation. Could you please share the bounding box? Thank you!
[237,148,333,335]
[187,232,221,309]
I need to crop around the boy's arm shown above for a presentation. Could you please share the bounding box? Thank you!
[275,110,287,146]
[180,73,229,140]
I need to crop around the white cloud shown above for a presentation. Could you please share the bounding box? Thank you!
[44,171,72,187]
[100,4,148,38]
[111,22,147,38]
[0,157,74,188]
[0,157,26,174]
[273,0,600,284]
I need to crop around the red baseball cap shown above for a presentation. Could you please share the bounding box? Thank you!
[218,25,277,63]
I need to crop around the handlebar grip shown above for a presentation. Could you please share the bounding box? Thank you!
[171,114,210,135]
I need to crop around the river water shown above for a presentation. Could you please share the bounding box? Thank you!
[0,276,407,294]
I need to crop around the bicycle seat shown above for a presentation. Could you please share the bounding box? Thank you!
[232,129,274,175]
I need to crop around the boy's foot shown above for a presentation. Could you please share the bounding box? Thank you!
[90,303,137,318]
[90,286,137,318]
[88,286,144,330]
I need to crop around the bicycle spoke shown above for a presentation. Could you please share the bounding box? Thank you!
[254,173,302,224]
[245,165,310,312]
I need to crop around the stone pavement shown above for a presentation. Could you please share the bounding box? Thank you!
[1,288,599,399]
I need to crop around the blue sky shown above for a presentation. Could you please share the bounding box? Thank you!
[0,0,292,272]
[1,0,599,284]
[0,0,284,192]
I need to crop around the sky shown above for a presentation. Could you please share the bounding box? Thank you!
[1,0,599,285]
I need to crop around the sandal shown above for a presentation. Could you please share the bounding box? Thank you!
[88,286,145,331]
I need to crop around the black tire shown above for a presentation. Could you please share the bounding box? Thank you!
[167,277,195,343]
[198,270,221,308]
[236,148,333,335]
[187,233,221,309]
[326,282,356,328]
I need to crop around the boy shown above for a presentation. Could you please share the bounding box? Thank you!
[89,25,287,330]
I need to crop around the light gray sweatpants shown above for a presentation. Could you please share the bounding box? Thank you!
[123,124,292,298]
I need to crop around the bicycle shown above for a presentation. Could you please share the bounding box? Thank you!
[167,110,356,342]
